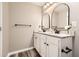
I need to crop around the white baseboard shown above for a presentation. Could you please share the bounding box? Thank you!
[7,47,34,57]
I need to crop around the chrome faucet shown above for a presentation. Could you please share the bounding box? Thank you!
[52,26,60,34]
[39,25,47,32]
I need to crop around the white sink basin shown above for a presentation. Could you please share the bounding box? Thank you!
[50,33,72,38]
[36,31,72,38]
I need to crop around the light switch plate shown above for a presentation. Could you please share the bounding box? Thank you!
[72,21,77,27]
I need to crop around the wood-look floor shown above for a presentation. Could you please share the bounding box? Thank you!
[10,48,41,57]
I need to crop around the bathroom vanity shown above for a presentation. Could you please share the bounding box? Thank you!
[34,32,73,57]
[33,2,73,57]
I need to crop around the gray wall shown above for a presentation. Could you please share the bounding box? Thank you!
[67,3,79,57]
[9,3,42,52]
[0,2,2,57]
[2,3,10,56]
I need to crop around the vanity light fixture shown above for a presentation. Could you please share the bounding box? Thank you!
[43,2,50,9]
[49,2,54,4]
[44,2,61,13]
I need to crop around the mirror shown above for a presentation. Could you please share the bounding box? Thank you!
[41,13,50,32]
[51,3,70,31]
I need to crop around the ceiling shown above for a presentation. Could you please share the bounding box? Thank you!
[31,2,46,6]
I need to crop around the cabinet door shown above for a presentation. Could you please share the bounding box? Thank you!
[61,37,72,57]
[34,33,40,53]
[47,36,59,57]
[40,35,47,57]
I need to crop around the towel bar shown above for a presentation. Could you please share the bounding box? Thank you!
[14,24,32,27]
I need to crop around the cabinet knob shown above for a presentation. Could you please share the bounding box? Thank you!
[46,44,49,46]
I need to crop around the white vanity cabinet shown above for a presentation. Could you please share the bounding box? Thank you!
[34,32,73,57]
